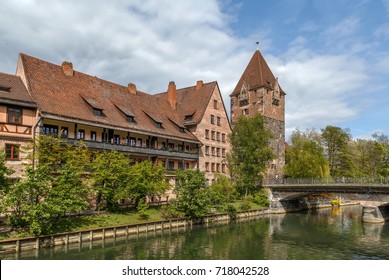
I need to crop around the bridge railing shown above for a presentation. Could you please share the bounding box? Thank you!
[263,177,389,186]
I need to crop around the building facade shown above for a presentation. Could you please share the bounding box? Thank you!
[230,50,285,179]
[0,72,37,181]
[0,53,231,184]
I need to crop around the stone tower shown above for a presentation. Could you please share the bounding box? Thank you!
[230,50,285,179]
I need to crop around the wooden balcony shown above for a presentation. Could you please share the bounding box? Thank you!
[65,138,199,160]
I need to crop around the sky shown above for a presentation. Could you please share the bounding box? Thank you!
[1,0,389,140]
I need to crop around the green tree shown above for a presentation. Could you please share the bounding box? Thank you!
[321,126,354,177]
[208,174,237,208]
[90,150,131,211]
[3,135,91,235]
[351,139,384,177]
[0,151,13,195]
[116,160,169,209]
[174,169,212,219]
[228,114,274,195]
[285,129,330,178]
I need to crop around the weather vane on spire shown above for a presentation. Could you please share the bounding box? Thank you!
[256,36,259,50]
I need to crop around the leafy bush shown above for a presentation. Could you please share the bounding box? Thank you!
[252,190,269,207]
[160,203,183,219]
[226,205,237,220]
[239,196,252,211]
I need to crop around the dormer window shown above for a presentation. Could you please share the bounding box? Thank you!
[179,127,185,133]
[156,122,163,128]
[126,115,135,123]
[0,85,11,92]
[185,115,193,121]
[93,108,103,116]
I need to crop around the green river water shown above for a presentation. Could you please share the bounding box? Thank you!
[3,205,389,260]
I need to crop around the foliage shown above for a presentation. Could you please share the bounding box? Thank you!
[174,169,212,219]
[116,161,169,209]
[252,189,270,207]
[225,205,237,220]
[207,174,237,209]
[0,151,13,208]
[2,135,90,235]
[321,126,354,177]
[160,202,183,219]
[90,150,131,211]
[228,114,274,195]
[285,129,330,178]
[136,198,149,220]
[239,196,252,211]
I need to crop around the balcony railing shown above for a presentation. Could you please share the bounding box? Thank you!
[65,138,199,160]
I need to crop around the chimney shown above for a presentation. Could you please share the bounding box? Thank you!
[61,61,74,77]
[196,80,203,90]
[128,83,137,94]
[168,81,176,109]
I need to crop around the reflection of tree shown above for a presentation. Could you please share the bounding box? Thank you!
[10,205,389,260]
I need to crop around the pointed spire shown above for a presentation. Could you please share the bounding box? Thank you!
[230,49,278,96]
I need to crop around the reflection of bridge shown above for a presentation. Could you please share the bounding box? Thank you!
[262,178,389,223]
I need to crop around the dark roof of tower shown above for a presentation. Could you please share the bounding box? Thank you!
[230,50,285,96]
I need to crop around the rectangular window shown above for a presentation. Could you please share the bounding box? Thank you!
[130,137,136,146]
[77,129,85,139]
[222,164,226,173]
[114,135,120,145]
[213,100,218,109]
[217,163,220,173]
[102,132,108,143]
[178,162,184,170]
[216,132,220,141]
[242,108,249,115]
[211,147,215,156]
[205,146,210,156]
[137,138,142,147]
[222,133,226,142]
[205,162,210,172]
[7,107,22,124]
[185,163,190,169]
[211,163,215,172]
[217,148,220,157]
[168,161,175,170]
[42,124,58,136]
[222,148,226,158]
[91,131,97,141]
[205,129,209,139]
[211,131,216,140]
[210,114,215,124]
[5,144,20,160]
[217,116,221,126]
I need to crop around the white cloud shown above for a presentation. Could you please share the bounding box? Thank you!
[268,50,370,139]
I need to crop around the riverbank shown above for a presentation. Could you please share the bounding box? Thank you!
[0,207,279,255]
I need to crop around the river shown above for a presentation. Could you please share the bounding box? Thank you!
[3,205,389,260]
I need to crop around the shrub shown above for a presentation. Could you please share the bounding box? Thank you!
[226,205,237,220]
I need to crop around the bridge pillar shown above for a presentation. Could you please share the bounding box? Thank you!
[362,203,389,223]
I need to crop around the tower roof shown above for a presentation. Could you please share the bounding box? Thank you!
[230,50,285,96]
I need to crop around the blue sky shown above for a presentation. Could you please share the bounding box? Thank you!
[1,0,388,140]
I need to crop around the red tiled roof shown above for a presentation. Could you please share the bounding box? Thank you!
[19,53,199,142]
[156,81,218,125]
[230,50,285,96]
[0,72,36,107]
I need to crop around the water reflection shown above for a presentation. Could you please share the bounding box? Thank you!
[2,205,389,260]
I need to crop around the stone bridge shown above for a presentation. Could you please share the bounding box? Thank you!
[263,178,389,223]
